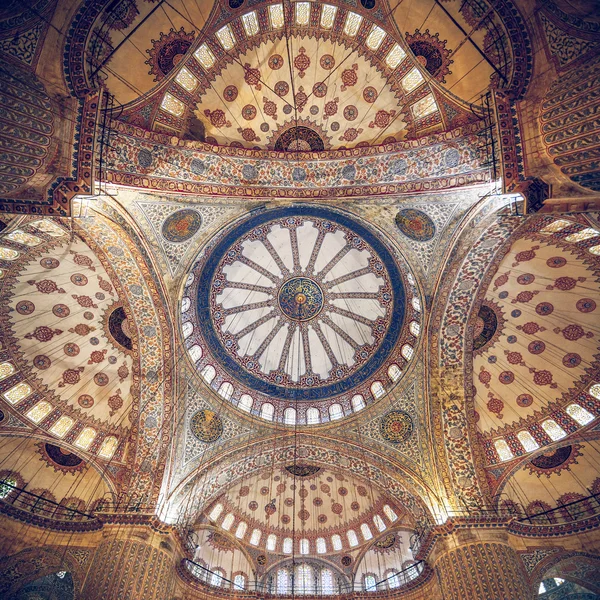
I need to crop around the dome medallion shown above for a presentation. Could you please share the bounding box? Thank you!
[183,206,420,424]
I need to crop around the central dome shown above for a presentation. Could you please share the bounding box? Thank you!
[182,205,421,424]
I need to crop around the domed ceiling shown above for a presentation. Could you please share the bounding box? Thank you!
[182,205,421,424]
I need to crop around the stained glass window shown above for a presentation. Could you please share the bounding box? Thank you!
[235,521,247,538]
[589,383,600,400]
[218,381,234,400]
[209,503,223,521]
[269,4,284,29]
[296,564,313,593]
[494,439,514,461]
[98,436,119,459]
[0,362,15,381]
[295,2,310,26]
[388,364,402,382]
[216,25,236,50]
[316,537,326,553]
[590,245,600,255]
[411,94,438,119]
[175,67,198,92]
[366,25,386,51]
[386,44,406,69]
[267,533,277,550]
[383,504,398,522]
[321,4,337,29]
[321,569,334,593]
[201,364,216,383]
[284,407,297,424]
[6,230,41,246]
[75,427,96,450]
[373,514,386,531]
[26,401,52,423]
[566,403,595,425]
[343,12,363,37]
[4,382,32,404]
[0,477,16,499]
[541,419,567,441]
[160,93,185,117]
[306,407,320,423]
[234,574,246,590]
[329,403,343,420]
[241,11,259,36]
[352,394,365,411]
[388,570,401,589]
[299,538,309,554]
[401,344,414,360]
[402,68,426,93]
[517,430,539,452]
[331,534,342,550]
[347,529,359,546]
[540,219,571,233]
[283,537,293,554]
[221,513,234,530]
[194,44,215,69]
[278,569,290,593]
[210,570,224,587]
[410,321,421,336]
[371,381,385,398]
[361,523,373,540]
[365,575,377,591]
[565,227,600,243]
[250,528,261,545]
[50,415,74,438]
[0,247,19,260]
[261,402,274,420]
[189,344,202,362]
[238,394,253,411]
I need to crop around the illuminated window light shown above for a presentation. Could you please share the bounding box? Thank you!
[589,383,600,400]
[366,25,386,51]
[209,503,223,521]
[189,344,203,363]
[343,12,362,37]
[320,4,337,29]
[388,364,402,382]
[260,402,274,421]
[541,419,567,441]
[590,245,600,255]
[383,504,398,522]
[565,227,600,243]
[331,534,342,551]
[238,394,253,412]
[221,513,234,530]
[411,93,438,119]
[0,247,19,261]
[316,537,326,553]
[284,407,297,424]
[175,67,198,92]
[494,439,514,461]
[26,401,52,423]
[517,430,539,452]
[283,537,293,554]
[0,361,15,381]
[402,68,425,93]
[329,403,343,420]
[216,24,236,50]
[566,403,595,425]
[267,533,277,551]
[182,321,193,339]
[410,321,421,336]
[352,394,365,411]
[373,514,386,531]
[371,381,385,398]
[30,219,65,236]
[306,407,320,423]
[218,381,234,400]
[361,523,373,540]
[365,575,377,592]
[241,11,259,37]
[181,297,191,313]
[75,427,96,450]
[299,538,309,554]
[6,230,41,246]
[540,219,572,233]
[347,529,359,547]
[160,93,185,117]
[201,364,216,383]
[50,415,74,438]
[3,382,32,404]
[194,44,215,69]
[295,2,310,26]
[412,297,421,311]
[386,44,406,69]
[98,436,119,459]
[235,521,247,539]
[0,269,4,278]
[401,344,414,360]
[269,4,284,29]
[250,528,261,545]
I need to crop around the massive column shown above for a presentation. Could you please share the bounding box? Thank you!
[81,526,176,600]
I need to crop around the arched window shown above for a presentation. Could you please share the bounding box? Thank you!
[371,381,385,399]
[50,415,74,438]
[383,504,398,522]
[388,364,402,382]
[565,227,599,243]
[235,521,247,539]
[347,529,358,547]
[316,537,326,554]
[0,475,17,499]
[590,383,600,400]
[98,436,119,459]
[541,419,567,441]
[25,401,52,424]
[364,574,377,592]
[209,503,223,521]
[331,534,342,551]
[266,533,277,551]
[494,439,514,461]
[283,537,293,554]
[182,322,193,339]
[218,381,234,400]
[540,219,571,233]
[517,430,539,452]
[296,564,314,594]
[299,538,309,554]
[238,394,253,412]
[186,272,195,286]
[0,247,19,261]
[277,569,290,594]
[261,403,274,421]
[75,427,96,450]
[210,569,225,587]
[233,574,246,590]
[411,297,421,312]
[590,245,600,255]
[401,344,414,360]
[188,345,203,363]
[201,365,216,384]
[387,570,401,589]
[306,407,320,424]
[329,403,343,420]
[352,394,365,411]
[566,403,595,425]
[361,523,373,540]
[284,407,297,425]
[181,297,191,312]
[250,528,261,546]
[373,514,386,531]
[221,513,234,530]
[409,321,420,336]
[0,362,15,381]
[4,382,32,405]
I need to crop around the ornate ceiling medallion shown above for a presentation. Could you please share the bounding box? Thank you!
[269,119,331,152]
[145,27,195,81]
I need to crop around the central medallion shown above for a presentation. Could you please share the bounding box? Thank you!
[278,277,324,321]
